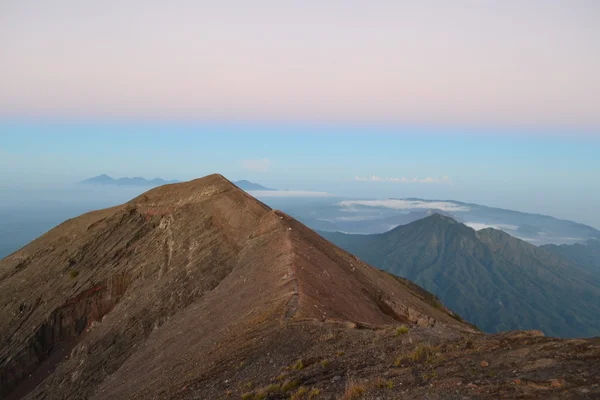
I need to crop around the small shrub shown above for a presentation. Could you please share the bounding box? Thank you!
[373,377,394,390]
[394,325,409,336]
[340,380,366,400]
[69,270,79,279]
[245,381,254,389]
[290,387,308,400]
[336,350,345,357]
[276,373,288,381]
[262,383,280,394]
[308,388,321,399]
[241,392,253,400]
[321,359,330,368]
[281,379,300,392]
[291,359,304,370]
[408,344,437,363]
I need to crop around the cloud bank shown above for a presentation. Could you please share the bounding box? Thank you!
[464,222,519,231]
[249,190,331,198]
[338,199,470,212]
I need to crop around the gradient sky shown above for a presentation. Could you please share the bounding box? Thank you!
[1,2,599,227]
[1,0,599,127]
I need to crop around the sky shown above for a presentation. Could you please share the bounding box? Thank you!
[0,1,599,228]
[1,0,599,128]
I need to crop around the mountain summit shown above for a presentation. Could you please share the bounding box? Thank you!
[1,179,599,399]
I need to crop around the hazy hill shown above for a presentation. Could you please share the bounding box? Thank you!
[80,174,178,186]
[232,179,274,191]
[321,214,600,338]
[1,178,599,399]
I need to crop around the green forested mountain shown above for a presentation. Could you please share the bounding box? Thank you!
[320,214,600,338]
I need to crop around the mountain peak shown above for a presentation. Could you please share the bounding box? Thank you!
[427,213,457,224]
[0,174,469,399]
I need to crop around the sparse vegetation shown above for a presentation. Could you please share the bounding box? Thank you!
[394,325,409,336]
[290,387,308,400]
[281,379,300,392]
[395,343,438,366]
[308,388,321,399]
[276,373,288,381]
[374,377,394,389]
[69,270,79,279]
[407,344,437,363]
[336,350,345,357]
[261,383,280,394]
[321,359,330,368]
[241,392,253,400]
[291,359,304,370]
[340,380,366,400]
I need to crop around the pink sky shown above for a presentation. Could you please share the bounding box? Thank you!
[1,1,598,128]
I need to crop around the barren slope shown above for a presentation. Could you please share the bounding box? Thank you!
[0,175,470,398]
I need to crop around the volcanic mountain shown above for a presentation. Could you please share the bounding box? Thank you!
[1,176,599,399]
[320,214,600,338]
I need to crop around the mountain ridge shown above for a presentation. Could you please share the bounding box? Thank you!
[0,175,471,399]
[320,213,600,338]
[79,174,178,187]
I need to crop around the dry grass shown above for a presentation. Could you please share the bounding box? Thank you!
[339,380,366,400]
[290,387,308,400]
[394,325,409,336]
[281,379,300,392]
[291,359,305,370]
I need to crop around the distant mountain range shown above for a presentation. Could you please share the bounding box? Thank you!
[320,214,600,338]
[80,175,275,191]
[285,197,600,245]
[232,180,275,191]
[80,174,178,187]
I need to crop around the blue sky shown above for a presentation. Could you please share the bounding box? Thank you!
[1,121,599,227]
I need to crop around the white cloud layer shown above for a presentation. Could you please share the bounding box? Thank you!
[241,158,272,172]
[249,190,331,198]
[338,199,470,212]
[464,222,519,231]
[354,175,450,184]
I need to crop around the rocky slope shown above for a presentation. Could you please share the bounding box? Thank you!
[1,176,599,399]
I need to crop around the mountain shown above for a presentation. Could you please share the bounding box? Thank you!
[543,239,600,278]
[283,197,600,245]
[232,179,275,191]
[1,177,599,399]
[80,174,178,186]
[320,214,600,338]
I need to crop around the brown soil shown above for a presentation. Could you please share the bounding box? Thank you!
[0,174,598,399]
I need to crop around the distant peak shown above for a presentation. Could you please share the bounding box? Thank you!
[428,213,457,223]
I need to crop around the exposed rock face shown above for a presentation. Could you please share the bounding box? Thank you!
[0,174,598,399]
